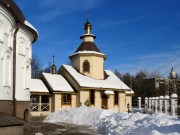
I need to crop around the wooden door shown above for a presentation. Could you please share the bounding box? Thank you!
[101,95,108,109]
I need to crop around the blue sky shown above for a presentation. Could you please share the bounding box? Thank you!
[16,0,180,77]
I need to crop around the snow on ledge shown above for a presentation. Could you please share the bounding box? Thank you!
[24,20,39,35]
[104,90,114,95]
[69,51,106,57]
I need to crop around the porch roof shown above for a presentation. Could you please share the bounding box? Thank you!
[42,73,74,92]
[31,79,49,93]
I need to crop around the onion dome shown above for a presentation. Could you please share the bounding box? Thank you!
[169,68,177,79]
[84,20,92,34]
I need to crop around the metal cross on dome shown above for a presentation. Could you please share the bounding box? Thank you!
[52,55,55,65]
[86,11,90,21]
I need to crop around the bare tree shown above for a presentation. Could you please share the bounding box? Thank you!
[149,70,162,78]
[43,62,51,73]
[31,54,42,78]
[114,69,122,80]
[122,73,132,88]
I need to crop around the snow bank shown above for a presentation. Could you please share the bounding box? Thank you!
[44,107,180,135]
[44,106,113,125]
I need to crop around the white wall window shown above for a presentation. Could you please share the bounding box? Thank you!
[2,51,11,87]
[8,29,13,48]
[25,65,30,89]
[18,38,25,55]
[0,23,4,43]
[25,47,29,59]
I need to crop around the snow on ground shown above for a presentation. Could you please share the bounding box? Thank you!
[44,106,180,135]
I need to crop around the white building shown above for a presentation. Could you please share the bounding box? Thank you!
[0,0,38,122]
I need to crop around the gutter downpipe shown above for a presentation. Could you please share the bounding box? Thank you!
[13,23,19,116]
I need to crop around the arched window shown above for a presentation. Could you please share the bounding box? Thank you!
[25,65,30,89]
[2,50,12,87]
[0,23,4,42]
[8,29,13,48]
[83,60,90,72]
[5,55,10,86]
[17,38,25,55]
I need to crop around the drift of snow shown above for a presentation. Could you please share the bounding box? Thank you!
[44,106,180,135]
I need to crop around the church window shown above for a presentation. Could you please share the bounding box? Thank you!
[90,90,95,105]
[3,51,11,87]
[5,55,11,87]
[114,91,119,105]
[8,29,13,48]
[0,22,4,42]
[18,38,25,55]
[25,65,30,89]
[83,60,90,72]
[62,94,71,104]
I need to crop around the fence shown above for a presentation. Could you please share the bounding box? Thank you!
[31,103,50,112]
[137,93,179,117]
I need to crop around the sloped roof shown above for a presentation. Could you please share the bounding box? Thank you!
[75,42,100,52]
[42,73,74,92]
[0,112,26,127]
[62,64,132,90]
[31,79,49,93]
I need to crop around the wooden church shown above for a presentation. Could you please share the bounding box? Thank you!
[30,18,134,116]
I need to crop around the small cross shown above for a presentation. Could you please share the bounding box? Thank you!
[52,55,55,65]
[86,11,90,22]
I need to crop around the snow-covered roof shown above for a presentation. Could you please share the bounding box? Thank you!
[104,90,114,95]
[62,64,131,90]
[24,20,39,36]
[42,73,74,92]
[69,51,106,58]
[125,90,134,94]
[31,79,49,93]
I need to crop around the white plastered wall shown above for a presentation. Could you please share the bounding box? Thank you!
[0,6,15,100]
[15,26,33,101]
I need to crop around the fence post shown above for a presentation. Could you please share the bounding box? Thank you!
[149,97,152,110]
[152,97,155,112]
[145,97,148,113]
[159,96,164,113]
[164,95,170,114]
[171,94,178,116]
[155,97,159,113]
[138,97,141,109]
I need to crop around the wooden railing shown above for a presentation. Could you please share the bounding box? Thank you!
[31,103,50,111]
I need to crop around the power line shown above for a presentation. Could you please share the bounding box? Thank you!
[155,54,180,71]
[160,62,180,76]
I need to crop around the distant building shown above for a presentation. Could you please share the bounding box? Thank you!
[30,19,134,116]
[0,0,37,134]
[143,68,180,104]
